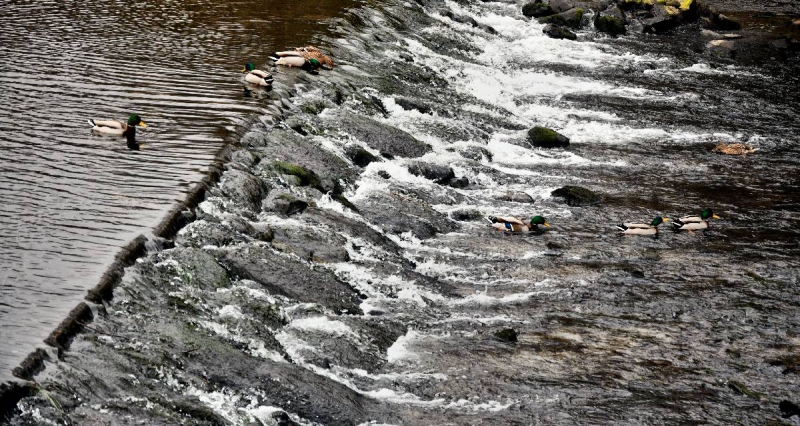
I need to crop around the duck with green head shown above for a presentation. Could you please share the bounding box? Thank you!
[88,114,146,144]
[616,216,669,235]
[270,51,323,74]
[672,208,721,232]
[242,63,274,86]
[489,215,550,233]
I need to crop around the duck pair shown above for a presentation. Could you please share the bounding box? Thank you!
[489,215,550,233]
[242,47,334,85]
[616,208,721,235]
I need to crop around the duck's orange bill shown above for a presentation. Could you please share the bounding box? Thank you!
[544,222,551,227]
[138,121,147,128]
[712,214,721,219]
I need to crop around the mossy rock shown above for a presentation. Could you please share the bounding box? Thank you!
[596,14,626,36]
[527,126,570,148]
[272,161,323,190]
[494,328,518,343]
[331,194,359,212]
[538,8,585,29]
[551,185,601,206]
[522,2,554,18]
[543,24,578,40]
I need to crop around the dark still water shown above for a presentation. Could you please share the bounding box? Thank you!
[0,0,355,380]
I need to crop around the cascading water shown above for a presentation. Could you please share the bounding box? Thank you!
[6,0,799,424]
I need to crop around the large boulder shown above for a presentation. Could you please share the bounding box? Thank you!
[551,185,601,206]
[219,169,268,211]
[358,188,458,239]
[543,24,578,40]
[332,113,432,158]
[221,245,363,315]
[163,248,231,291]
[707,39,737,57]
[538,8,585,29]
[528,126,570,148]
[262,192,310,217]
[595,6,627,35]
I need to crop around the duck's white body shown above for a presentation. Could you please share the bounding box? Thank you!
[275,55,307,68]
[244,69,273,86]
[89,119,129,136]
[617,224,659,235]
[673,220,710,231]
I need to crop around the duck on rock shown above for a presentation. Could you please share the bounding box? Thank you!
[489,215,550,233]
[672,208,721,232]
[241,63,274,86]
[616,216,669,235]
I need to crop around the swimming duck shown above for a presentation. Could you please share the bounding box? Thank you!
[489,215,550,233]
[271,46,334,70]
[616,216,669,235]
[88,114,146,144]
[672,208,721,232]
[241,63,274,86]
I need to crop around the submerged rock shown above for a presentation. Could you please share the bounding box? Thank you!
[551,185,601,206]
[527,126,570,148]
[538,8,585,29]
[543,24,578,40]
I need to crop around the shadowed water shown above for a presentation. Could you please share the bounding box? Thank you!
[0,0,355,380]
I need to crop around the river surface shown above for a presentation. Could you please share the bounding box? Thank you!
[6,0,800,424]
[0,0,355,380]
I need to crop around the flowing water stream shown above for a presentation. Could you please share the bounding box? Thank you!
[4,0,800,424]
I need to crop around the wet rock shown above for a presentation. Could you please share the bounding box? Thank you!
[642,4,681,33]
[377,170,391,179]
[450,209,485,222]
[358,188,458,239]
[527,126,570,148]
[459,145,492,162]
[407,162,456,184]
[344,145,379,168]
[271,410,301,426]
[448,177,470,189]
[522,2,554,18]
[262,192,309,217]
[166,248,230,290]
[543,24,578,40]
[707,39,737,57]
[333,113,432,158]
[538,8,585,29]
[270,161,324,192]
[331,193,360,212]
[551,185,601,206]
[222,245,362,314]
[595,6,626,36]
[271,227,350,263]
[617,0,654,11]
[394,97,432,114]
[219,169,268,211]
[494,328,518,343]
[177,220,240,247]
[246,129,357,192]
[780,400,800,418]
[229,150,259,169]
[497,191,535,204]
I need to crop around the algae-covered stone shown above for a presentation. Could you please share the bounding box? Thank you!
[538,8,585,29]
[522,2,554,18]
[595,6,626,35]
[551,185,601,206]
[543,24,578,40]
[271,161,323,191]
[527,126,570,148]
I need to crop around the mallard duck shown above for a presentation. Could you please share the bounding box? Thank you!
[241,63,274,86]
[88,114,146,144]
[672,208,721,231]
[271,46,334,70]
[489,215,550,233]
[615,216,669,235]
